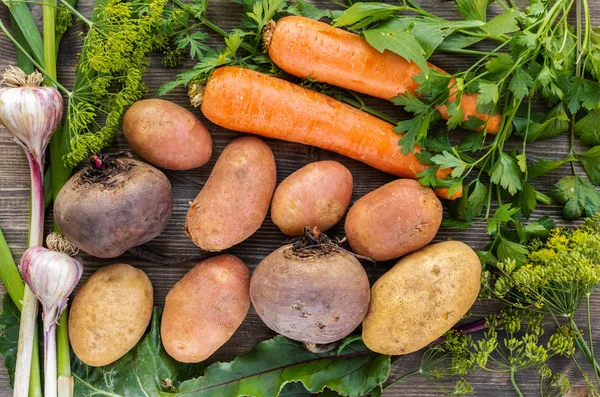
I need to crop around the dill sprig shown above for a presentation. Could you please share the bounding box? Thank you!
[487,214,600,392]
[59,0,172,166]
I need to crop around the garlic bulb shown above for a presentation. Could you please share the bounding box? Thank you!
[0,66,63,162]
[19,245,83,324]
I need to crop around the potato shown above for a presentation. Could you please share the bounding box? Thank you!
[123,99,212,170]
[69,264,153,367]
[362,241,481,355]
[185,137,276,251]
[271,161,353,236]
[345,179,442,261]
[161,255,250,362]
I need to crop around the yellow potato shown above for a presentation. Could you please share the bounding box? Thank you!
[161,255,251,363]
[271,161,353,236]
[123,99,213,170]
[185,137,276,251]
[362,241,481,355]
[69,264,153,367]
[345,179,442,261]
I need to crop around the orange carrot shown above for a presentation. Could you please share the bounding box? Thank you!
[197,66,462,199]
[265,16,501,134]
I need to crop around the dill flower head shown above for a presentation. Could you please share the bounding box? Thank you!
[492,214,600,316]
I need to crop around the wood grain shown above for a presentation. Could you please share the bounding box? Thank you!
[1,0,600,396]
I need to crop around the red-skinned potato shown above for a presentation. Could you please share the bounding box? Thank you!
[345,179,442,261]
[161,255,251,363]
[185,137,276,251]
[123,99,212,170]
[271,161,353,236]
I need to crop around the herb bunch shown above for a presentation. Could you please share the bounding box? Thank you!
[330,0,600,223]
[485,214,600,392]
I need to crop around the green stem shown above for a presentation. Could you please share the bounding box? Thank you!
[510,369,524,397]
[56,310,71,379]
[383,369,421,390]
[29,331,41,397]
[0,228,24,310]
[340,97,398,124]
[535,191,553,205]
[570,315,600,382]
[2,0,44,64]
[57,0,91,26]
[586,294,600,388]
[0,18,69,94]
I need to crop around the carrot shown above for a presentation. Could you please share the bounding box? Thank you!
[198,66,462,200]
[265,16,501,134]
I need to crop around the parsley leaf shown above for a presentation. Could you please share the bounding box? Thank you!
[333,3,403,29]
[391,92,429,114]
[509,67,533,100]
[528,157,571,179]
[431,151,468,178]
[578,146,600,185]
[497,236,529,265]
[286,0,329,20]
[575,109,600,146]
[455,0,488,22]
[481,8,520,36]
[486,53,514,74]
[486,204,520,235]
[467,180,488,220]
[363,22,428,72]
[551,176,600,220]
[489,152,523,195]
[382,18,484,58]
[516,182,538,218]
[394,112,432,155]
[477,82,500,105]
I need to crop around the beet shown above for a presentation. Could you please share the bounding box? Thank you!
[250,229,370,348]
[54,152,173,258]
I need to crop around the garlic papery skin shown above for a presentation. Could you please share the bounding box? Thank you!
[19,246,83,325]
[0,67,63,163]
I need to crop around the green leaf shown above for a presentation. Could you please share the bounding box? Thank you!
[509,67,533,100]
[363,23,428,72]
[391,92,429,114]
[177,31,210,59]
[481,8,520,36]
[0,294,20,387]
[73,308,203,396]
[486,204,520,235]
[456,0,488,21]
[178,336,390,397]
[437,32,483,51]
[477,82,500,105]
[575,109,600,146]
[578,146,600,185]
[551,176,600,220]
[489,152,523,195]
[497,236,529,265]
[467,180,488,220]
[394,113,432,155]
[286,0,329,20]
[486,53,514,74]
[431,151,468,178]
[516,183,537,218]
[527,157,571,179]
[381,18,484,58]
[333,2,403,29]
[441,218,473,229]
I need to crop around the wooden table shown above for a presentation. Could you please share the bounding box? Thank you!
[0,0,599,395]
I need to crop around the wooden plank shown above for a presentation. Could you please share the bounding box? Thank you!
[0,0,599,395]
